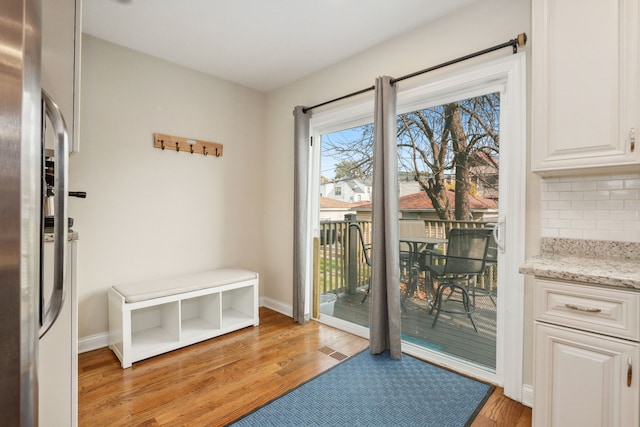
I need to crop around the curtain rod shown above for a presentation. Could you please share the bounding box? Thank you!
[302,33,527,114]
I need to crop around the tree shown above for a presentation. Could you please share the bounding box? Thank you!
[334,160,365,180]
[398,94,500,220]
[323,93,500,220]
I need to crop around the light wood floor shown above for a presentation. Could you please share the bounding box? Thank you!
[78,307,531,426]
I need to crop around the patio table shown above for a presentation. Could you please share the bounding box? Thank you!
[399,237,447,307]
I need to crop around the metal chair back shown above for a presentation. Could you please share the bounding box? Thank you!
[441,228,493,276]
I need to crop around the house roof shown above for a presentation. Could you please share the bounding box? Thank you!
[320,197,359,209]
[356,190,498,210]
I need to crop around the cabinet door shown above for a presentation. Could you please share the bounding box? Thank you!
[532,0,639,174]
[42,0,80,153]
[534,323,639,427]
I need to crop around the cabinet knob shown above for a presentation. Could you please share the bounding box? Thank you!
[631,128,636,153]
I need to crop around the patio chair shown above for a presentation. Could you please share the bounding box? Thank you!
[424,228,493,332]
[399,220,425,300]
[357,224,418,312]
[347,223,372,303]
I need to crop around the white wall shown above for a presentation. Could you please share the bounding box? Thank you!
[71,35,266,339]
[262,0,534,377]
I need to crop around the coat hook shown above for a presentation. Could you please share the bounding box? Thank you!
[203,146,207,156]
[175,141,179,152]
[189,145,194,154]
[215,148,221,157]
[160,139,165,150]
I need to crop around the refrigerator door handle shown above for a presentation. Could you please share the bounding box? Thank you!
[40,90,69,338]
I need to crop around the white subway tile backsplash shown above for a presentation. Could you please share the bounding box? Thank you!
[610,210,638,221]
[596,180,624,190]
[611,230,639,241]
[561,191,584,201]
[596,200,624,210]
[596,220,624,230]
[548,182,572,191]
[558,229,583,239]
[571,219,596,229]
[611,190,638,200]
[584,229,612,240]
[571,181,597,191]
[540,173,640,242]
[625,220,640,231]
[547,218,572,228]
[540,192,560,201]
[548,200,572,210]
[540,210,559,219]
[583,210,610,220]
[558,210,583,219]
[582,191,610,200]
[571,200,597,210]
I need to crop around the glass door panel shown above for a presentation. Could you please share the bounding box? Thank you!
[397,93,499,371]
[317,124,373,324]
[316,93,500,372]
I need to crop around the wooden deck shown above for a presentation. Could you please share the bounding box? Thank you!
[330,283,497,369]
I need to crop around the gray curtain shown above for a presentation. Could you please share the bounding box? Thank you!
[369,76,402,359]
[293,106,311,324]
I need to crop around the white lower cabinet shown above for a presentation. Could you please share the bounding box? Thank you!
[534,323,639,426]
[533,279,640,427]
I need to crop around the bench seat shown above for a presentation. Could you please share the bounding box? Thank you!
[112,269,258,303]
[108,268,259,368]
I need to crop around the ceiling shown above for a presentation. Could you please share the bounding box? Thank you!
[82,0,479,92]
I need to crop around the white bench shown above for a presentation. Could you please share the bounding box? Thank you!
[108,269,259,368]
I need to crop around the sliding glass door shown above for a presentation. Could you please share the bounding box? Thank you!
[309,54,526,393]
[315,92,500,372]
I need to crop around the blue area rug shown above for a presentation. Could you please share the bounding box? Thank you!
[228,349,493,427]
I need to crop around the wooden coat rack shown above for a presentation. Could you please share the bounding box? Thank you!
[153,133,223,157]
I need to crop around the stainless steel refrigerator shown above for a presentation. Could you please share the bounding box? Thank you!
[0,0,70,424]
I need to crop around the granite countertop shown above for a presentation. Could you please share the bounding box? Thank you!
[519,238,640,290]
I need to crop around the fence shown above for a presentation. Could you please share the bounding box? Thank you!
[316,217,497,296]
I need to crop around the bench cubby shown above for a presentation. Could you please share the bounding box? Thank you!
[108,269,259,368]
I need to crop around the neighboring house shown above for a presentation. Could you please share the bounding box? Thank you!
[320,178,372,203]
[319,197,359,222]
[398,172,422,197]
[398,163,499,201]
[354,190,498,222]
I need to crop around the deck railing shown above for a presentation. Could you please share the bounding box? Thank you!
[317,217,497,296]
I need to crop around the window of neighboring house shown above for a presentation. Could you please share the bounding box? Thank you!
[334,187,342,196]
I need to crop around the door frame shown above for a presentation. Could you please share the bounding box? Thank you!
[309,54,526,402]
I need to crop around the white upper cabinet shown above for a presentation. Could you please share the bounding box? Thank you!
[532,0,639,175]
[42,0,81,154]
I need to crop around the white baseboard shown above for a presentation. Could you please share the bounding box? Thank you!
[521,384,534,408]
[78,300,293,355]
[78,332,109,354]
[260,296,292,317]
